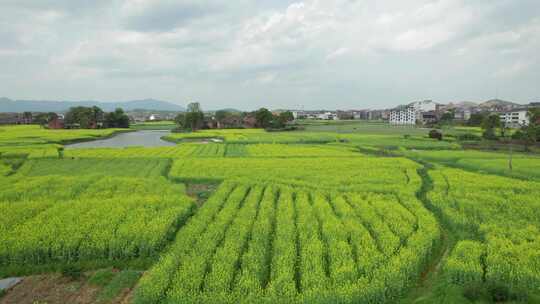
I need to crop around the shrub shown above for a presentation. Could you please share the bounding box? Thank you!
[482,128,497,140]
[488,283,510,302]
[511,130,526,140]
[61,265,83,280]
[57,147,64,159]
[463,282,483,301]
[429,130,443,141]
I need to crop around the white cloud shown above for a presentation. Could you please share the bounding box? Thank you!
[0,0,539,108]
[325,47,349,61]
[493,60,532,78]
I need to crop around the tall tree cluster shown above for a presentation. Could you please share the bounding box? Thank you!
[64,106,129,129]
[254,108,294,129]
[481,114,501,140]
[65,106,104,129]
[34,112,59,126]
[174,102,205,131]
[105,108,130,128]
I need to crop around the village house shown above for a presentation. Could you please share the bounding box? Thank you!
[0,112,33,125]
[48,116,65,129]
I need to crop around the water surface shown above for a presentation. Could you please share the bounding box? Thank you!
[66,130,176,148]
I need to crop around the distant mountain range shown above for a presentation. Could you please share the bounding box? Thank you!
[0,98,185,112]
[215,108,243,113]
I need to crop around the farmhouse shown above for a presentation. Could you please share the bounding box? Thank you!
[48,116,65,129]
[0,112,33,125]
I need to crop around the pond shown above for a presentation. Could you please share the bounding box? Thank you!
[65,130,176,148]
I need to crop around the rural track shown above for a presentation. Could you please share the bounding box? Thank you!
[409,161,453,297]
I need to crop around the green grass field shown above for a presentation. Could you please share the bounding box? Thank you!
[404,149,540,181]
[130,121,176,130]
[0,125,126,146]
[0,124,538,303]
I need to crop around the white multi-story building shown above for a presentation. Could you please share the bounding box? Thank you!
[499,109,529,128]
[389,100,439,125]
[389,106,416,125]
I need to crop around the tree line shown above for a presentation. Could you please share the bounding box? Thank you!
[174,102,294,131]
[35,106,130,129]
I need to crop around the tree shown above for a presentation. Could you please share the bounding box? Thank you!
[65,106,104,129]
[104,108,130,128]
[440,110,455,125]
[187,102,202,113]
[278,111,294,125]
[185,102,204,131]
[482,114,501,140]
[175,102,204,131]
[22,111,33,122]
[34,112,58,126]
[520,108,540,150]
[215,110,228,123]
[91,106,104,125]
[174,113,186,129]
[468,112,488,126]
[255,108,274,128]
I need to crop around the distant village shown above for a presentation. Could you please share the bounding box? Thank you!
[0,99,539,129]
[290,99,539,128]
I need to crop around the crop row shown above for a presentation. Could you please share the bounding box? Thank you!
[16,158,171,178]
[63,143,360,159]
[169,157,419,192]
[64,144,229,158]
[0,176,194,265]
[134,180,438,304]
[0,144,60,159]
[429,167,540,295]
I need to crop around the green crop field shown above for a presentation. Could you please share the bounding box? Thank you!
[0,125,539,303]
[130,121,177,130]
[404,149,540,181]
[164,128,461,150]
[0,125,126,146]
[429,167,540,297]
[0,176,194,267]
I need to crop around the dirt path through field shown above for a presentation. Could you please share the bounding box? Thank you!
[403,162,455,301]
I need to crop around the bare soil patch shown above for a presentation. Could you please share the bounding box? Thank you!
[186,182,220,206]
[0,274,99,304]
[0,269,140,304]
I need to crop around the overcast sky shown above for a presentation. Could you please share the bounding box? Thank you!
[1,0,539,110]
